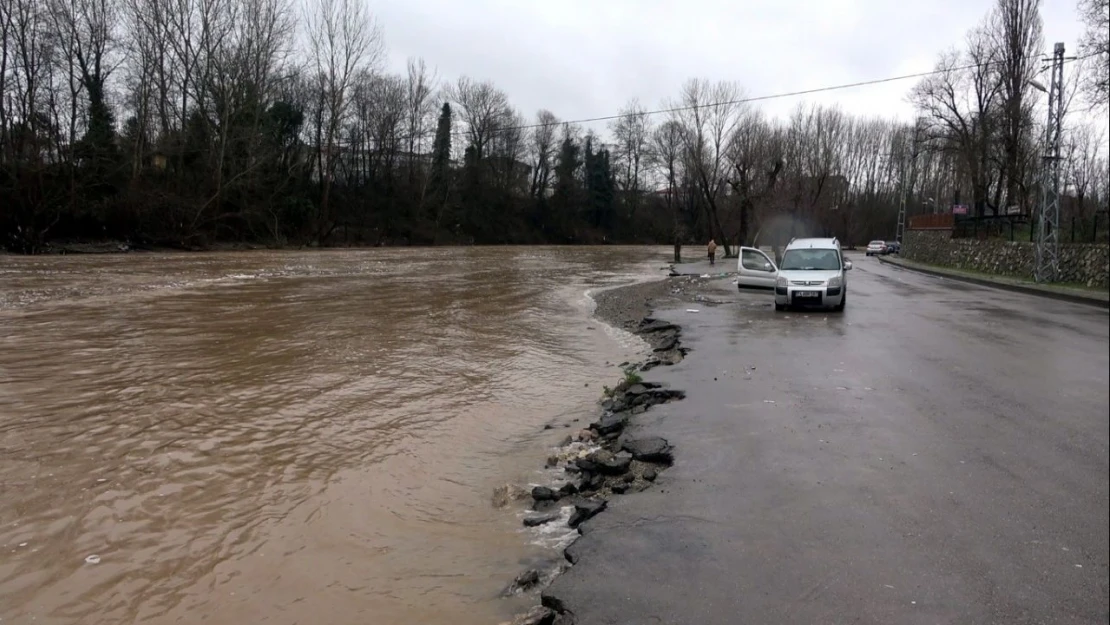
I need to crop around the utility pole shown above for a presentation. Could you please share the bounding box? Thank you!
[933,164,942,214]
[1035,42,1066,283]
[896,118,923,244]
[896,171,908,244]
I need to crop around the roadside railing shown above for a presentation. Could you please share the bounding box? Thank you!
[952,212,1108,244]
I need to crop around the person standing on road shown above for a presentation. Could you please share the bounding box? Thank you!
[707,239,717,266]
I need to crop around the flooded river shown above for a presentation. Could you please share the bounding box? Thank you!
[0,247,666,625]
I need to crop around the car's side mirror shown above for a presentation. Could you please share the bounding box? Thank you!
[844,261,853,270]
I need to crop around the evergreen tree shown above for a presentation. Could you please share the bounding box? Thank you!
[583,137,615,229]
[460,145,484,239]
[431,103,453,187]
[429,103,453,237]
[596,147,616,230]
[76,80,122,205]
[551,133,582,240]
[583,137,596,224]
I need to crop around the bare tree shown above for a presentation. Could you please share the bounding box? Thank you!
[726,108,783,249]
[651,119,684,262]
[488,106,526,195]
[446,76,509,160]
[2,0,68,252]
[1077,0,1109,107]
[162,0,207,153]
[5,0,52,154]
[123,0,187,144]
[912,25,1004,217]
[990,0,1043,213]
[675,79,744,256]
[201,0,293,216]
[119,0,157,178]
[1,1,11,160]
[835,116,880,242]
[780,103,848,236]
[345,70,404,184]
[305,0,383,242]
[609,98,650,218]
[398,57,437,222]
[1062,122,1108,232]
[403,57,435,167]
[49,0,119,145]
[528,108,558,200]
[340,70,404,238]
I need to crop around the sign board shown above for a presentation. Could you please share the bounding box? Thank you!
[952,204,969,215]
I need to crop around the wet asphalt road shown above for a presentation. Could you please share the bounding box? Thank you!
[548,255,1109,624]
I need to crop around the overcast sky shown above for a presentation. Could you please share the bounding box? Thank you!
[372,0,1090,133]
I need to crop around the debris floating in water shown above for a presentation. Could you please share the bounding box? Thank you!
[85,554,101,565]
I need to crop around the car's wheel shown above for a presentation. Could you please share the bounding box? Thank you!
[774,302,785,312]
[834,292,846,312]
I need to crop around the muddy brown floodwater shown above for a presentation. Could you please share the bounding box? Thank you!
[0,246,668,625]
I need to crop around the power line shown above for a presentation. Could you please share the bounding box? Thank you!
[441,52,1097,140]
[349,51,1098,148]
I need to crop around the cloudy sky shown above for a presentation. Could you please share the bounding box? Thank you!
[372,0,1089,132]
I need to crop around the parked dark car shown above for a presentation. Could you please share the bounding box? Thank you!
[886,241,901,254]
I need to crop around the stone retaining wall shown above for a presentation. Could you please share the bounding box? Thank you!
[904,230,1109,289]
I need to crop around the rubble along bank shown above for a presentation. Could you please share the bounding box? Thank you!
[499,274,732,625]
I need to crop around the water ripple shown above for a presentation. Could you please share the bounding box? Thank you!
[0,247,665,625]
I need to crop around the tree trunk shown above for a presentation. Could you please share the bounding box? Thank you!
[696,170,731,257]
[670,172,680,263]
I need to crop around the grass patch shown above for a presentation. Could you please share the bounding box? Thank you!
[622,365,643,386]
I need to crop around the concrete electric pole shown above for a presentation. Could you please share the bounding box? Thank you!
[1035,42,1066,283]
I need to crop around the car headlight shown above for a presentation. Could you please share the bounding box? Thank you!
[827,275,842,288]
[776,276,788,287]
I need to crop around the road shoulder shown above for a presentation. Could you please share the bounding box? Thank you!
[877,255,1109,308]
[543,265,1109,625]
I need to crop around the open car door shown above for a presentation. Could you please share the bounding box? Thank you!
[736,247,778,289]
